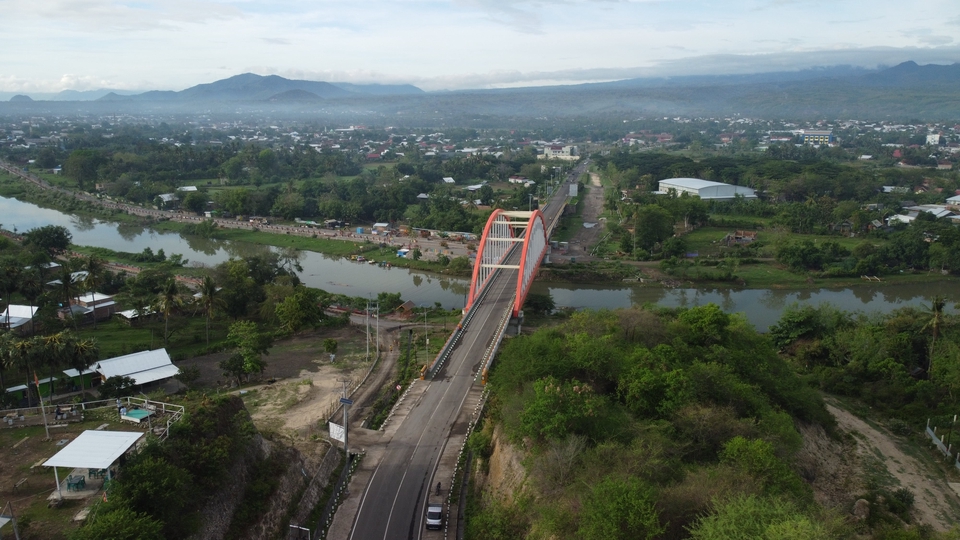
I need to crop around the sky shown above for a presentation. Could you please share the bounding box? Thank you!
[2,0,960,94]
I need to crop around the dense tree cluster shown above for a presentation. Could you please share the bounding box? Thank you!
[72,395,258,540]
[471,306,833,539]
[771,300,960,422]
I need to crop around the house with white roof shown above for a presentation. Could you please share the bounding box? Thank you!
[0,304,38,334]
[59,292,117,323]
[46,270,89,288]
[442,177,456,184]
[90,349,179,386]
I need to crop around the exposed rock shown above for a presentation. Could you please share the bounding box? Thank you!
[476,425,527,504]
[852,498,870,521]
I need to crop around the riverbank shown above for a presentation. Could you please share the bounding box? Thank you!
[538,258,959,290]
[0,168,467,276]
[5,165,958,292]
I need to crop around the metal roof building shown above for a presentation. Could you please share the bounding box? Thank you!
[92,349,179,385]
[657,178,757,200]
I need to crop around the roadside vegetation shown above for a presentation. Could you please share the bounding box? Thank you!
[468,298,960,539]
[470,305,837,539]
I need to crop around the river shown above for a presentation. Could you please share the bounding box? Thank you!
[2,195,955,330]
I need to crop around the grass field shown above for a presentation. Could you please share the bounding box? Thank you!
[76,315,229,360]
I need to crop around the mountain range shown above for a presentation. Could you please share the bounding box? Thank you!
[2,74,424,102]
[4,62,960,120]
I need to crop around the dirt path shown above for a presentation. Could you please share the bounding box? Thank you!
[555,172,606,261]
[826,399,959,531]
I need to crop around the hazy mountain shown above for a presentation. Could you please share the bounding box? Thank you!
[53,89,140,101]
[266,89,323,102]
[4,62,960,120]
[331,82,424,95]
[94,73,425,102]
[861,60,960,86]
[9,95,33,102]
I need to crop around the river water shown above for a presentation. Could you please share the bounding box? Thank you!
[3,195,956,330]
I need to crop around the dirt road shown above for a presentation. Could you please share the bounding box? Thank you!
[826,400,960,531]
[554,172,607,261]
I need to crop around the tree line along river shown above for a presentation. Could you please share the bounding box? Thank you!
[2,194,956,331]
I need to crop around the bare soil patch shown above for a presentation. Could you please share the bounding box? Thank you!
[824,398,960,531]
[0,410,154,539]
[179,322,408,439]
[556,172,606,261]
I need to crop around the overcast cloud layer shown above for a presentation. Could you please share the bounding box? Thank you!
[2,0,959,94]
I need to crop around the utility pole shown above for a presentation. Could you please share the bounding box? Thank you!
[340,379,350,458]
[375,301,380,356]
[422,305,429,361]
[365,297,370,360]
[35,375,50,440]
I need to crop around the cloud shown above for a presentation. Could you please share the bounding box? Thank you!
[452,0,641,33]
[414,45,960,89]
[901,28,955,46]
[0,73,134,93]
[261,37,290,45]
[9,0,241,31]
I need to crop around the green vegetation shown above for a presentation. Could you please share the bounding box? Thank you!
[470,305,834,539]
[72,394,257,540]
[771,300,960,424]
[583,151,960,288]
[470,302,960,538]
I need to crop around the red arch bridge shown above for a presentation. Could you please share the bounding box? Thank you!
[466,209,548,318]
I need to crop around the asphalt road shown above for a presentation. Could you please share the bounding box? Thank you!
[349,265,517,540]
[348,160,589,540]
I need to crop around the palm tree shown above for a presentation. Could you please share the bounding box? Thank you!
[0,332,15,397]
[17,267,42,307]
[924,295,948,373]
[55,264,79,330]
[156,279,183,347]
[65,334,99,395]
[81,255,106,329]
[197,276,223,346]
[38,332,69,399]
[8,335,39,406]
[0,256,22,331]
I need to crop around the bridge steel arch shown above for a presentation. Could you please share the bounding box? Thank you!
[467,209,548,317]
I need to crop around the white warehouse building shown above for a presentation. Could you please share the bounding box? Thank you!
[657,178,757,200]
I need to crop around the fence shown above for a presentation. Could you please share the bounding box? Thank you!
[313,451,362,540]
[422,267,501,380]
[924,419,960,474]
[1,396,185,440]
[479,298,516,385]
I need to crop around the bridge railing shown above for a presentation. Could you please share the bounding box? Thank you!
[478,297,515,385]
[422,268,501,380]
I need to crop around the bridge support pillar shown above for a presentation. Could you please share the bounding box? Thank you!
[506,312,523,337]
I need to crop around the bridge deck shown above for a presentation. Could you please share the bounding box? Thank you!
[337,161,588,540]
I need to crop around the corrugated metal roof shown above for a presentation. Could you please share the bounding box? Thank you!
[1,305,37,319]
[93,349,176,385]
[44,430,143,469]
[659,178,727,189]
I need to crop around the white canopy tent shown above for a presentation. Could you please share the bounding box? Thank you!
[43,430,143,500]
[0,501,19,539]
